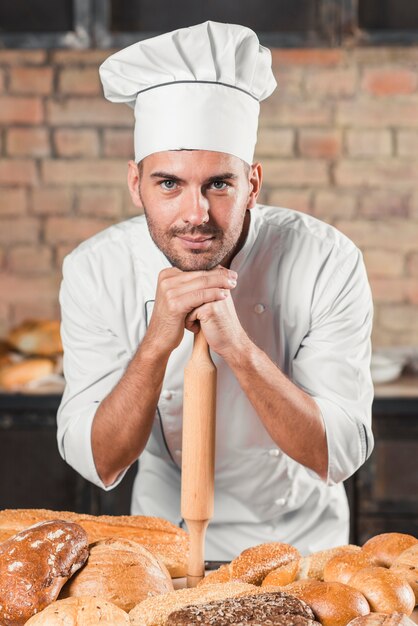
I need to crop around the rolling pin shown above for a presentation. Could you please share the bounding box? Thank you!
[181,329,217,588]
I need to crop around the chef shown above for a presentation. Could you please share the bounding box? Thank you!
[57,21,374,560]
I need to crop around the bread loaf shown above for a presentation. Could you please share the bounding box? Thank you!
[60,538,173,611]
[0,358,55,390]
[263,559,300,587]
[0,519,89,626]
[165,590,318,626]
[198,542,300,587]
[24,596,129,625]
[6,319,62,356]
[349,566,415,615]
[323,552,376,585]
[0,509,188,577]
[390,543,418,605]
[346,613,416,626]
[282,580,370,626]
[362,534,418,568]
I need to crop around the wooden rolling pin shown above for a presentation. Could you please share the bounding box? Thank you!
[181,329,217,587]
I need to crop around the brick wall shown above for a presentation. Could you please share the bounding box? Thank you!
[1,47,418,347]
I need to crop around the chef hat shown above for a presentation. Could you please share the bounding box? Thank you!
[99,21,277,165]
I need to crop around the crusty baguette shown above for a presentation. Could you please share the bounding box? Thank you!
[390,543,418,605]
[349,566,415,615]
[346,614,416,626]
[0,509,188,578]
[362,534,418,568]
[24,596,129,625]
[0,520,89,626]
[60,538,173,612]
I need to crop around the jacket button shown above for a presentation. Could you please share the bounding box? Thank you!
[269,449,280,457]
[254,303,265,314]
[161,390,172,400]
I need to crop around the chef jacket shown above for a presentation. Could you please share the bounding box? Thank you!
[57,204,374,559]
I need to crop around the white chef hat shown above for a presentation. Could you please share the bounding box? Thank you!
[99,21,277,165]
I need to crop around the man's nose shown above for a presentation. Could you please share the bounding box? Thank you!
[180,188,210,225]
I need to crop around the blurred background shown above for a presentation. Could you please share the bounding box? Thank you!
[0,1,417,542]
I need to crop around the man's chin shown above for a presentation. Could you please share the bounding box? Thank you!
[164,250,222,272]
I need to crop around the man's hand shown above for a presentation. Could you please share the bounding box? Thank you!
[146,266,238,356]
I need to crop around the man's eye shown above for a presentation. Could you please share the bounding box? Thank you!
[160,180,177,190]
[211,181,228,190]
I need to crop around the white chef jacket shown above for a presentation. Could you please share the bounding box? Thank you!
[57,204,374,559]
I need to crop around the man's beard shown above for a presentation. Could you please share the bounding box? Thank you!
[143,205,244,271]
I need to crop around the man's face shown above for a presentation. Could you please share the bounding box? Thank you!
[134,150,256,271]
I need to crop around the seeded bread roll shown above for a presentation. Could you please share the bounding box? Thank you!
[323,552,376,585]
[390,544,418,605]
[362,534,418,568]
[0,509,188,578]
[0,520,89,626]
[263,560,301,587]
[283,580,370,626]
[349,567,415,615]
[24,596,129,625]
[198,542,300,587]
[346,614,416,626]
[6,319,63,356]
[60,538,173,612]
[166,591,318,626]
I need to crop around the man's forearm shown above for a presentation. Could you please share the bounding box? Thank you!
[223,337,328,480]
[91,336,170,486]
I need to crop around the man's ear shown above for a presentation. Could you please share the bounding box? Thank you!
[247,162,263,209]
[127,160,143,209]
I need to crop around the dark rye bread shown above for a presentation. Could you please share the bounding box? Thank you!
[166,591,317,626]
[0,519,89,626]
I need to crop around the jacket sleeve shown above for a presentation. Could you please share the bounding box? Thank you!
[291,246,374,486]
[57,252,131,490]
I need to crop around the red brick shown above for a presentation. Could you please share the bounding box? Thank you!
[54,129,100,157]
[335,160,418,188]
[359,190,409,218]
[59,67,102,95]
[0,96,43,124]
[255,128,294,158]
[7,127,50,157]
[31,188,74,215]
[379,304,418,333]
[12,300,61,325]
[0,188,27,216]
[42,159,128,186]
[352,48,418,65]
[337,100,418,128]
[0,69,5,93]
[51,50,110,65]
[313,191,357,221]
[267,189,312,214]
[410,191,418,219]
[363,250,404,278]
[361,67,418,96]
[262,159,329,187]
[45,216,113,244]
[77,188,123,217]
[273,68,303,98]
[370,278,405,303]
[123,188,143,217]
[298,129,342,158]
[0,160,38,185]
[47,98,133,126]
[0,50,46,65]
[103,129,135,159]
[305,68,357,98]
[272,49,344,68]
[397,130,418,157]
[9,245,53,274]
[56,243,77,269]
[335,220,418,252]
[0,217,40,245]
[346,130,392,158]
[406,280,418,305]
[407,253,418,277]
[0,300,11,337]
[260,99,332,127]
[0,272,60,305]
[9,66,53,95]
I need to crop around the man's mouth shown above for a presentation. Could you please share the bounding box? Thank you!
[176,235,215,250]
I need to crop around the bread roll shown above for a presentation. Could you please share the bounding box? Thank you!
[24,596,129,625]
[390,544,418,605]
[60,538,173,612]
[346,613,416,626]
[282,580,370,626]
[0,519,89,626]
[362,534,418,568]
[349,566,415,615]
[263,559,301,587]
[198,542,300,587]
[6,319,62,356]
[324,552,376,585]
[0,358,55,390]
[0,509,188,578]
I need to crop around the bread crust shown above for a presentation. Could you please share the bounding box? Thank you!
[349,566,415,615]
[390,543,418,605]
[24,596,129,625]
[362,534,418,568]
[346,613,416,626]
[0,519,89,626]
[6,320,62,357]
[323,552,376,585]
[0,358,55,390]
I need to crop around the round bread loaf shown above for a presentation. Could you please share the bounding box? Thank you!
[346,613,416,626]
[165,591,318,626]
[0,358,55,390]
[323,552,376,585]
[60,538,174,612]
[24,596,129,625]
[0,519,89,626]
[390,543,418,605]
[263,559,300,587]
[362,534,418,568]
[349,566,415,615]
[283,579,370,626]
[7,319,63,356]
